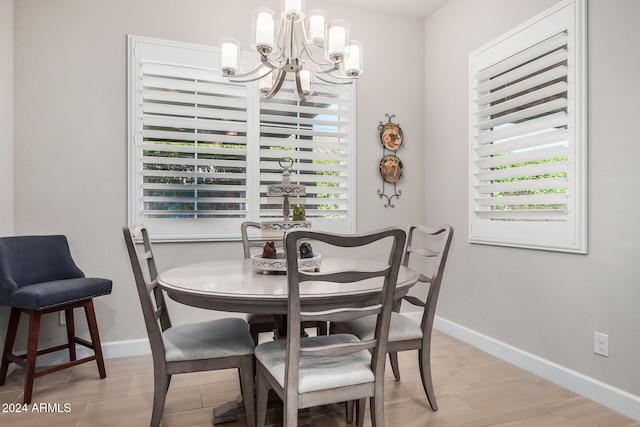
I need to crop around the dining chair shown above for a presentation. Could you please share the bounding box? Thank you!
[241,221,327,344]
[123,224,256,427]
[331,224,453,411]
[255,227,406,427]
[0,235,112,404]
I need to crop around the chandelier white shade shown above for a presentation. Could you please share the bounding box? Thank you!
[220,0,363,101]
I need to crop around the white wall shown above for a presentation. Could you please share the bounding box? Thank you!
[10,0,425,347]
[0,0,13,235]
[0,0,14,361]
[424,0,640,398]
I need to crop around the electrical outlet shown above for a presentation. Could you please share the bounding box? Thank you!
[59,311,66,325]
[594,332,608,357]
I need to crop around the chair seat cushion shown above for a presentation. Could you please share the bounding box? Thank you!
[164,317,255,362]
[11,277,112,310]
[335,311,423,342]
[255,333,373,394]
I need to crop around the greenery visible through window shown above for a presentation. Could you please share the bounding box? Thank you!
[491,155,568,214]
[486,52,569,218]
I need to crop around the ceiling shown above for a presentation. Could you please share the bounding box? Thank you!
[333,0,448,19]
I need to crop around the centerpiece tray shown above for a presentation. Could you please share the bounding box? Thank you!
[251,253,321,273]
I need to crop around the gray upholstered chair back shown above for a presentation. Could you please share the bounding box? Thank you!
[0,235,85,305]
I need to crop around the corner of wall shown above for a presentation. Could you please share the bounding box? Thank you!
[0,0,14,235]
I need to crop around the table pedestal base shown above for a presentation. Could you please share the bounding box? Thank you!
[213,395,244,424]
[212,392,313,426]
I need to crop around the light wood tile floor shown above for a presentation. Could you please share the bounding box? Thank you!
[0,330,637,426]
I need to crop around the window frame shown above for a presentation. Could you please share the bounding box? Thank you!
[468,0,587,253]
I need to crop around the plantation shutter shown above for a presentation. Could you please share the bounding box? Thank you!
[469,0,586,252]
[129,37,253,240]
[257,81,354,233]
[472,31,569,221]
[140,62,248,219]
[128,36,356,240]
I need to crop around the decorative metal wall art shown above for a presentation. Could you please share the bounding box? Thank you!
[377,114,404,207]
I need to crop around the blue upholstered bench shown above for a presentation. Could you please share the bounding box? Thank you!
[0,235,112,403]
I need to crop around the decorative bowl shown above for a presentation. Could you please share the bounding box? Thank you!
[251,252,321,274]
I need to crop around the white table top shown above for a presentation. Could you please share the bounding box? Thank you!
[158,257,418,314]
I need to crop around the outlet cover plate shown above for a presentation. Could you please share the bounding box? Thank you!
[594,332,609,357]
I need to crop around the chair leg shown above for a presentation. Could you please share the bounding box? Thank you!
[370,394,384,427]
[239,356,256,427]
[355,398,366,427]
[389,351,401,380]
[345,400,354,424]
[418,347,438,411]
[65,308,76,361]
[370,378,385,427]
[84,300,106,378]
[24,310,42,404]
[283,396,298,427]
[273,315,286,339]
[151,371,169,427]
[250,325,260,346]
[256,370,269,427]
[0,307,21,385]
[317,321,327,336]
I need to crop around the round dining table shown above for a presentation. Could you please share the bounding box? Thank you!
[157,256,419,315]
[157,256,418,425]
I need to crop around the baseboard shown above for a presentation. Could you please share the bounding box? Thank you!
[434,316,640,422]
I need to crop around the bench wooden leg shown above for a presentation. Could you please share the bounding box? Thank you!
[0,301,107,403]
[65,308,76,361]
[84,300,106,378]
[0,307,21,385]
[24,310,42,404]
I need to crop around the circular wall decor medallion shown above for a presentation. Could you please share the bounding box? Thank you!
[379,155,403,183]
[379,122,403,151]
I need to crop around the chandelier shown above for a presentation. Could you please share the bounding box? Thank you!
[219,0,363,101]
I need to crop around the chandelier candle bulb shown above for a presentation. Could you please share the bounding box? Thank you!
[258,67,273,94]
[282,0,304,21]
[220,39,239,75]
[253,8,276,53]
[299,70,312,96]
[307,10,326,47]
[344,40,363,77]
[327,20,349,62]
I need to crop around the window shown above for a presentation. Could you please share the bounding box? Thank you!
[257,92,354,230]
[468,0,586,253]
[128,36,355,241]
